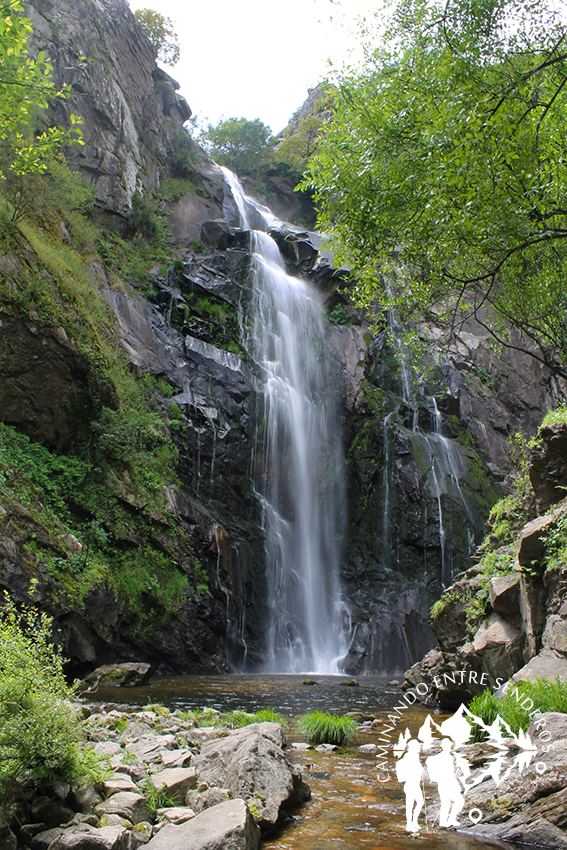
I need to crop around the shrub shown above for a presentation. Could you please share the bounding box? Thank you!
[0,593,82,798]
[468,677,567,740]
[297,710,357,745]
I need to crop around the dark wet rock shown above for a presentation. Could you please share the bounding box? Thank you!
[530,422,567,511]
[0,825,17,850]
[0,313,92,450]
[143,799,260,850]
[192,723,310,830]
[489,573,521,616]
[200,220,233,251]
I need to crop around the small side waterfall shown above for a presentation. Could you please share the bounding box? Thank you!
[222,168,348,674]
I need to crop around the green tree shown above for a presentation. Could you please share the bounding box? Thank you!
[199,116,275,176]
[0,593,81,797]
[134,8,180,66]
[306,0,567,379]
[0,0,82,178]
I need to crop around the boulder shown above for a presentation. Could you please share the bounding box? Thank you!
[200,220,232,250]
[125,735,176,763]
[83,663,152,687]
[155,807,196,825]
[473,612,520,652]
[185,788,232,814]
[528,712,567,741]
[160,750,193,769]
[192,723,310,830]
[149,768,197,803]
[512,649,567,683]
[103,775,140,796]
[143,799,260,850]
[95,792,151,825]
[489,573,521,615]
[48,825,132,850]
[516,515,558,569]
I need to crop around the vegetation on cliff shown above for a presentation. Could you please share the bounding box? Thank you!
[0,3,212,649]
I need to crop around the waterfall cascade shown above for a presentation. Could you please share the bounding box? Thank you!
[222,168,349,674]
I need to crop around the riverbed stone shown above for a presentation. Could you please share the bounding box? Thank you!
[156,807,196,824]
[160,749,193,768]
[95,792,151,825]
[143,799,260,850]
[149,768,197,803]
[48,825,132,850]
[103,775,139,796]
[185,788,232,814]
[192,723,310,830]
[82,664,152,688]
[125,735,176,763]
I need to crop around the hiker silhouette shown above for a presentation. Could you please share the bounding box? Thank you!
[425,738,465,827]
[395,739,424,833]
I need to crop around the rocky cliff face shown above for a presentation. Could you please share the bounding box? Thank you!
[1,0,566,678]
[27,0,191,218]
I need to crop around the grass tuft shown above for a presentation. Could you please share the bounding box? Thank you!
[468,677,567,740]
[297,710,358,745]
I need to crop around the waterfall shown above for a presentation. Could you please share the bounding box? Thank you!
[221,168,348,674]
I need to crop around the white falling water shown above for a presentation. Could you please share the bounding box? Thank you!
[221,168,349,674]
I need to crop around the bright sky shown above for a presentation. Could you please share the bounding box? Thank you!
[128,0,380,134]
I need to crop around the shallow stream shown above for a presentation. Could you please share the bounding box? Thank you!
[92,675,518,850]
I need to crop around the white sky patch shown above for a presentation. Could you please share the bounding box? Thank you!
[127,0,381,133]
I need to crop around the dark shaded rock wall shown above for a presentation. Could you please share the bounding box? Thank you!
[337,312,566,675]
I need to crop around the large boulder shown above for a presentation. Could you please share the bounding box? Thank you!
[192,723,310,830]
[143,799,260,850]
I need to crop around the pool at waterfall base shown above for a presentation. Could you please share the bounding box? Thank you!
[92,674,522,850]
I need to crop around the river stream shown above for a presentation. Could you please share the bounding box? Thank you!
[92,675,519,850]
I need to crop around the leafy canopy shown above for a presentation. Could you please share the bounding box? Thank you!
[0,0,82,176]
[199,117,275,176]
[134,8,180,66]
[306,0,567,378]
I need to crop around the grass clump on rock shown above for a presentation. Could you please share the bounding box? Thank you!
[468,677,567,740]
[298,710,358,745]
